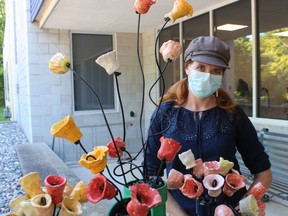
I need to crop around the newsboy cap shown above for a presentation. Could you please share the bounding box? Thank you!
[184,36,230,68]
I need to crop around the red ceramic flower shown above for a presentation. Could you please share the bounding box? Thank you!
[133,0,156,14]
[157,137,181,162]
[246,181,267,200]
[86,174,116,204]
[44,175,67,204]
[106,137,126,158]
[126,183,162,216]
[180,174,203,199]
[257,200,266,216]
[167,169,184,189]
[223,173,246,197]
[192,158,204,179]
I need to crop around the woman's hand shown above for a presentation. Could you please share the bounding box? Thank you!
[166,192,189,216]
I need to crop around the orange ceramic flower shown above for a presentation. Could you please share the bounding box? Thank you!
[159,40,182,62]
[167,168,184,189]
[44,175,67,204]
[78,146,109,174]
[49,52,71,74]
[246,181,267,200]
[223,173,246,197]
[50,115,83,143]
[165,0,193,23]
[106,136,126,158]
[86,174,116,204]
[133,0,156,14]
[180,174,203,199]
[157,137,181,162]
[192,158,204,179]
[126,183,162,216]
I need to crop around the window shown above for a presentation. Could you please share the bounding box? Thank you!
[214,0,252,116]
[72,34,114,111]
[258,0,288,119]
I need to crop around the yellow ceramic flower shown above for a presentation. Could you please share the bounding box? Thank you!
[70,181,88,202]
[31,194,54,216]
[219,157,234,176]
[49,52,71,75]
[9,194,29,214]
[63,183,74,198]
[18,172,45,198]
[165,0,193,23]
[58,197,83,216]
[78,146,109,174]
[50,115,83,143]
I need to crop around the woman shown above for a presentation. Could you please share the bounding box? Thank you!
[145,36,272,215]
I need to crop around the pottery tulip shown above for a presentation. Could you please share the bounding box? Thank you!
[214,204,234,216]
[180,174,203,199]
[49,52,71,74]
[203,174,224,197]
[223,173,246,197]
[95,50,120,75]
[178,149,196,169]
[203,161,221,176]
[44,175,67,204]
[31,194,54,216]
[50,115,83,143]
[18,172,44,198]
[159,40,182,62]
[59,197,83,216]
[86,174,116,203]
[127,183,162,216]
[106,136,126,158]
[239,194,259,216]
[9,194,29,214]
[165,0,193,23]
[133,0,156,14]
[63,183,74,198]
[219,157,234,176]
[246,181,267,200]
[167,168,184,189]
[70,181,88,202]
[192,158,204,179]
[157,137,181,162]
[257,200,266,216]
[78,146,109,174]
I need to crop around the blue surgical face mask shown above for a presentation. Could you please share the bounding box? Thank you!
[188,69,222,98]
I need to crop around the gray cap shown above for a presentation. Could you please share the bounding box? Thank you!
[184,36,230,68]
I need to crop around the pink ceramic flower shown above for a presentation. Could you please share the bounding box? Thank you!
[214,204,234,216]
[44,175,67,204]
[167,169,184,189]
[223,173,246,197]
[106,136,126,158]
[203,161,221,176]
[86,174,116,204]
[202,174,224,197]
[159,40,182,62]
[157,137,181,162]
[180,174,203,199]
[192,158,204,179]
[126,183,162,216]
[246,181,267,200]
[133,0,156,14]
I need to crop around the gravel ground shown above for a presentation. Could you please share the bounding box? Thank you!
[0,121,28,215]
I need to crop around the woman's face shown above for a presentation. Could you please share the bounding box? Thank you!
[185,61,225,76]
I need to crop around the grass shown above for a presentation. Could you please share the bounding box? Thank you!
[0,106,10,122]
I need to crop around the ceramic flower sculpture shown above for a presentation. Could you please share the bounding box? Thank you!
[180,174,204,199]
[69,181,88,203]
[239,194,259,216]
[219,157,234,176]
[246,181,267,200]
[50,115,83,143]
[214,204,235,216]
[95,50,120,75]
[9,194,29,215]
[164,0,193,23]
[202,174,224,198]
[49,52,71,74]
[159,40,182,62]
[86,174,116,204]
[78,146,109,174]
[133,0,156,14]
[157,137,181,162]
[126,183,162,216]
[223,173,246,197]
[30,194,54,216]
[58,197,83,216]
[178,149,197,169]
[167,168,184,189]
[44,175,67,204]
[193,158,204,179]
[107,136,126,158]
[18,172,45,198]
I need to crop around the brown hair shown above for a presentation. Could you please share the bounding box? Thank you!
[161,73,236,112]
